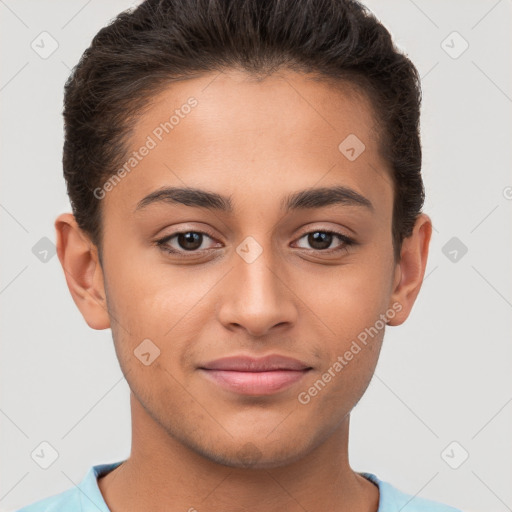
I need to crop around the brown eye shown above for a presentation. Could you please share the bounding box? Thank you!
[307,232,333,250]
[295,230,354,252]
[156,231,219,255]
[176,232,203,251]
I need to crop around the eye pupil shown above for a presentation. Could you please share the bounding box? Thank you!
[178,232,202,250]
[308,232,332,250]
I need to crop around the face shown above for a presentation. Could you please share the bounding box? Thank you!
[69,69,411,468]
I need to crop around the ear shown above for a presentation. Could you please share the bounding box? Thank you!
[387,213,432,326]
[55,213,110,330]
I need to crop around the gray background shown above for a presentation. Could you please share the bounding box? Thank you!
[1,1,511,511]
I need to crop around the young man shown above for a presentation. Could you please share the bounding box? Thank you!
[18,0,463,510]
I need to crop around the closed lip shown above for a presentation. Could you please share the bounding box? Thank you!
[199,354,312,372]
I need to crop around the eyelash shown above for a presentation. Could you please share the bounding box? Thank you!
[155,229,356,258]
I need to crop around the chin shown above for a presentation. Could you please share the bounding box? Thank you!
[192,435,314,470]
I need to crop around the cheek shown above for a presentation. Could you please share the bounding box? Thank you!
[295,260,392,341]
[296,290,385,421]
[290,252,393,400]
[103,259,214,379]
[103,251,202,334]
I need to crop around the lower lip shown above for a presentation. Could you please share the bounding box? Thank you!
[200,369,310,395]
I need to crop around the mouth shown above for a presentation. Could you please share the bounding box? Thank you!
[198,354,313,396]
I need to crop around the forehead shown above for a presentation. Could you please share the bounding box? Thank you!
[102,69,392,218]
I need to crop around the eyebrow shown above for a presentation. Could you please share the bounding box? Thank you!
[134,185,373,213]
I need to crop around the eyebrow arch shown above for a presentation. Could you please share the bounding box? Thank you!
[134,185,373,213]
[134,186,234,213]
[282,185,374,212]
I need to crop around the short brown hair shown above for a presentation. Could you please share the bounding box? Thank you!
[63,0,424,260]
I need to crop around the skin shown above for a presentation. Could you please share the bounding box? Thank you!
[55,69,431,512]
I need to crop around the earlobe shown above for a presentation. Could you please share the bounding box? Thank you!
[55,213,111,330]
[387,213,432,327]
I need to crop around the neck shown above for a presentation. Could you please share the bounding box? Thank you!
[98,393,379,512]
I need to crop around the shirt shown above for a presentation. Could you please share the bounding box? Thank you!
[16,460,463,512]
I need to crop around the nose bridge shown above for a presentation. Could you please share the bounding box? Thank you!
[237,242,280,304]
[217,235,297,336]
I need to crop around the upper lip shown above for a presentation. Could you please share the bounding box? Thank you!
[200,354,312,372]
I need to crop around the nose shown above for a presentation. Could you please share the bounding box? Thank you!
[216,243,298,337]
